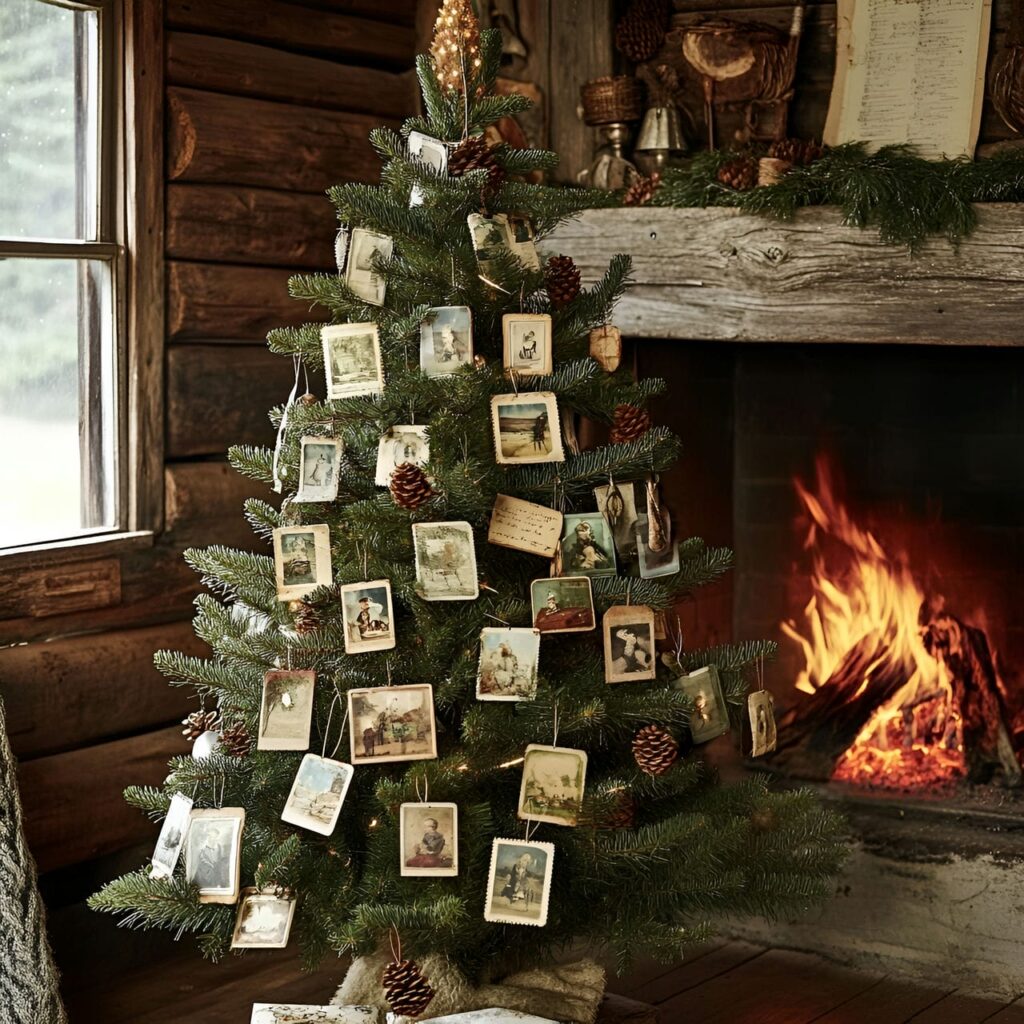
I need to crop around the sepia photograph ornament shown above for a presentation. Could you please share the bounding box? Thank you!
[390,462,434,510]
[545,254,581,309]
[383,958,436,1018]
[632,723,679,776]
[589,324,622,372]
[182,709,220,742]
[609,403,652,445]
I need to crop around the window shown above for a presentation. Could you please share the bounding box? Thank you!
[0,0,123,549]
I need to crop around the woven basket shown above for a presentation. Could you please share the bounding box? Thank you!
[580,75,643,126]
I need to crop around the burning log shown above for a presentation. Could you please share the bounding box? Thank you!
[922,605,1022,787]
[772,630,913,779]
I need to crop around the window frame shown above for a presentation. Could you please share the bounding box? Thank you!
[0,0,165,562]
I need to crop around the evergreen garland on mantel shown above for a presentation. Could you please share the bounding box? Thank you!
[643,143,1024,250]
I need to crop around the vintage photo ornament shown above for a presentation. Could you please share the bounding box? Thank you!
[258,670,316,751]
[491,392,564,465]
[295,436,343,503]
[321,322,384,399]
[484,838,554,927]
[281,754,354,836]
[231,887,297,949]
[502,313,552,377]
[477,627,541,701]
[345,227,393,306]
[375,425,430,487]
[603,604,657,684]
[420,306,473,376]
[413,521,479,601]
[400,802,458,877]
[518,744,587,827]
[272,524,333,600]
[531,576,595,634]
[408,131,449,207]
[185,807,245,904]
[339,579,396,654]
[748,689,777,756]
[673,665,730,744]
[150,792,193,879]
[589,324,622,372]
[557,512,617,578]
[347,683,438,765]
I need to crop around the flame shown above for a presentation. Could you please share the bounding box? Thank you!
[782,457,965,790]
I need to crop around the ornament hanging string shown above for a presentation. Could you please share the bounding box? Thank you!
[414,775,430,805]
[321,690,349,760]
[552,700,560,747]
[756,654,765,692]
[523,817,540,842]
[484,612,511,626]
[389,925,403,965]
[272,355,306,494]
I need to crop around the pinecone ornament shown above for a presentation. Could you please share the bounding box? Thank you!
[623,172,662,207]
[545,254,581,310]
[601,791,638,830]
[219,721,251,758]
[382,959,435,1018]
[449,135,506,197]
[750,806,777,832]
[288,599,322,635]
[716,156,758,191]
[182,709,220,741]
[610,404,653,445]
[768,138,825,167]
[633,724,680,776]
[615,0,669,62]
[389,462,433,510]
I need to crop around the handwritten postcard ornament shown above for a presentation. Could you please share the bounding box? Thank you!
[488,495,562,558]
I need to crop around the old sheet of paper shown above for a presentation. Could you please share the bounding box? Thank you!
[824,0,992,160]
[488,495,563,558]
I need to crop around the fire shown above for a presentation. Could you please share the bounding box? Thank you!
[782,457,965,790]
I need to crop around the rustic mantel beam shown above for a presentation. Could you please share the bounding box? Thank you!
[548,205,1024,346]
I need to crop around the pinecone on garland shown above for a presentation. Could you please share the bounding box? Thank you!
[545,254,581,310]
[623,172,662,207]
[610,403,652,445]
[716,156,758,192]
[449,135,506,197]
[219,721,251,758]
[615,0,669,62]
[633,724,680,776]
[390,462,434,510]
[382,959,435,1018]
[182,709,220,742]
[288,599,322,635]
[768,138,825,167]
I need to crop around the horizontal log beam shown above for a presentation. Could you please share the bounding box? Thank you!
[166,184,335,268]
[165,460,272,549]
[0,557,120,621]
[165,0,414,65]
[166,32,414,118]
[549,205,1024,346]
[277,0,416,22]
[168,87,387,193]
[166,343,302,458]
[168,261,321,341]
[20,726,184,873]
[0,622,202,760]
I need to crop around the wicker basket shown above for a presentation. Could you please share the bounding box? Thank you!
[580,75,643,126]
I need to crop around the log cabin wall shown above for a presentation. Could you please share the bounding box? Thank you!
[0,0,419,978]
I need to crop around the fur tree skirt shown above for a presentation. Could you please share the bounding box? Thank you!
[0,695,66,1023]
[334,949,605,1023]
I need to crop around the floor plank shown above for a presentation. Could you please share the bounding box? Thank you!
[660,948,879,1024]
[608,942,727,999]
[907,992,1020,1024]
[982,1002,1024,1023]
[634,941,767,1004]
[810,976,954,1023]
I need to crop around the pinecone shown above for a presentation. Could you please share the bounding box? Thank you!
[633,724,680,776]
[767,138,825,167]
[383,959,435,1018]
[219,721,251,758]
[389,462,434,510]
[545,254,581,310]
[449,135,506,197]
[716,156,758,191]
[601,790,638,830]
[623,172,662,207]
[289,599,322,635]
[182,709,220,742]
[750,806,777,832]
[609,404,652,445]
[615,0,669,62]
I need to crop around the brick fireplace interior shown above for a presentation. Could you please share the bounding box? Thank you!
[643,341,1024,797]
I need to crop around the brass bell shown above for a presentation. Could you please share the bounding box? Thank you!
[634,105,687,174]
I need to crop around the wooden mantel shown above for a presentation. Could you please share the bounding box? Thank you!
[549,205,1024,346]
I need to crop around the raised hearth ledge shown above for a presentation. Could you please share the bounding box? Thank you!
[548,205,1024,346]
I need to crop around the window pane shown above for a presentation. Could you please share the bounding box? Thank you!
[0,1,99,240]
[0,257,117,547]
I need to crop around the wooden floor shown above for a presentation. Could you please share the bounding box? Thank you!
[63,939,1024,1023]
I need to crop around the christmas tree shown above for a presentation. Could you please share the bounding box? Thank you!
[91,7,844,1014]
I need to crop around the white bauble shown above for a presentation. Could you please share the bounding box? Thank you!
[192,730,222,760]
